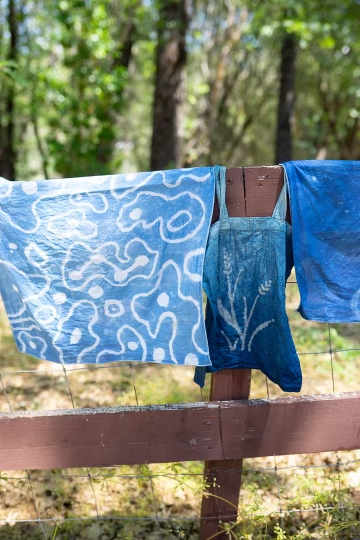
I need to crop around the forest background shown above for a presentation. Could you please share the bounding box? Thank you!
[0,2,360,539]
[0,0,359,182]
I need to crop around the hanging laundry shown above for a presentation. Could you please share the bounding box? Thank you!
[283,160,360,323]
[0,168,215,366]
[195,166,302,392]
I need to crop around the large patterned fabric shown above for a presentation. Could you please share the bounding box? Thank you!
[195,166,302,392]
[283,160,360,322]
[0,168,215,366]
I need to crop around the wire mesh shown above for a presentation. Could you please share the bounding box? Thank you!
[0,278,359,539]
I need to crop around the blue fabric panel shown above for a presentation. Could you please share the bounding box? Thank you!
[0,168,215,366]
[283,160,360,323]
[194,166,301,392]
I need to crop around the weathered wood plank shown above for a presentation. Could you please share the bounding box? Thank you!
[225,167,246,218]
[216,166,285,222]
[0,392,359,470]
[200,369,252,540]
[211,168,245,223]
[243,166,284,217]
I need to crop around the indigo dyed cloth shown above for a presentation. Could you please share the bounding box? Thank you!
[283,160,360,323]
[0,168,215,366]
[195,166,301,392]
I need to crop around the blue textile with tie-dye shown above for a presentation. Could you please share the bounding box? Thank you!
[0,168,215,366]
[194,166,302,392]
[283,160,360,323]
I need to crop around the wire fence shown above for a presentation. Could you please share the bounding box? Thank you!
[0,279,359,539]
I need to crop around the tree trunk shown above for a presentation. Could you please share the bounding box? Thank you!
[0,0,18,180]
[150,0,188,170]
[275,33,296,164]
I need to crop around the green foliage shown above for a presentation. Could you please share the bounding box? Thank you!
[28,0,142,177]
[1,0,359,177]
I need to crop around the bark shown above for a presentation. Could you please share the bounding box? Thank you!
[275,33,297,164]
[32,114,49,179]
[113,21,136,70]
[0,0,18,180]
[150,0,188,170]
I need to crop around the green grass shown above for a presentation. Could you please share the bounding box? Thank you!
[0,283,359,539]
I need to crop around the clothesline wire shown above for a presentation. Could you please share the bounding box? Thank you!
[0,341,358,377]
[327,324,344,512]
[27,472,48,539]
[61,364,106,539]
[0,286,358,531]
[0,373,48,539]
[1,456,358,482]
[266,379,284,530]
[0,502,354,527]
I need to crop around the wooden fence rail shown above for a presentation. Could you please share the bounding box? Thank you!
[0,166,359,540]
[1,392,359,471]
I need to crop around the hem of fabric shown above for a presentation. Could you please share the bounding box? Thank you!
[296,305,360,324]
[13,347,212,367]
[195,365,302,393]
[201,359,302,393]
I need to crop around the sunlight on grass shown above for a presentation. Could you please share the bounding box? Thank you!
[0,280,359,538]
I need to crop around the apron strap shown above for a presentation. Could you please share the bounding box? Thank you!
[214,165,229,220]
[272,182,287,221]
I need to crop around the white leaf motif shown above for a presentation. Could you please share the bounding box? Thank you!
[258,280,272,295]
[218,249,275,352]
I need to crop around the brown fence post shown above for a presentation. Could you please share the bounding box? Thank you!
[200,166,285,539]
[200,369,251,540]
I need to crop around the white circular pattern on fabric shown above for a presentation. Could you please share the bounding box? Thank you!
[68,218,80,228]
[70,328,82,345]
[153,347,165,362]
[75,194,82,200]
[167,210,192,232]
[184,353,199,365]
[29,341,37,349]
[104,300,124,318]
[53,292,67,305]
[125,173,137,182]
[69,270,82,280]
[22,181,38,194]
[88,285,104,299]
[34,305,57,324]
[9,243,17,250]
[135,255,149,267]
[129,208,142,220]
[114,269,127,282]
[157,292,169,307]
[128,341,138,351]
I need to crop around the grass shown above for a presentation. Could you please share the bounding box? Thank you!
[0,279,359,539]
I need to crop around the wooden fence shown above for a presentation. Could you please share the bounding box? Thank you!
[0,166,359,540]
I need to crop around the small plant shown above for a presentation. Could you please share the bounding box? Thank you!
[274,524,287,540]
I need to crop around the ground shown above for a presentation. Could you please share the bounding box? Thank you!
[0,281,359,539]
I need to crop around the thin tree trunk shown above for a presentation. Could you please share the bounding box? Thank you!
[275,33,296,164]
[150,0,188,170]
[0,0,18,180]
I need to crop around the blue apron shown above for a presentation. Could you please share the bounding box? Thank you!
[195,166,302,392]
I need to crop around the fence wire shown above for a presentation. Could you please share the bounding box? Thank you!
[0,281,359,539]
